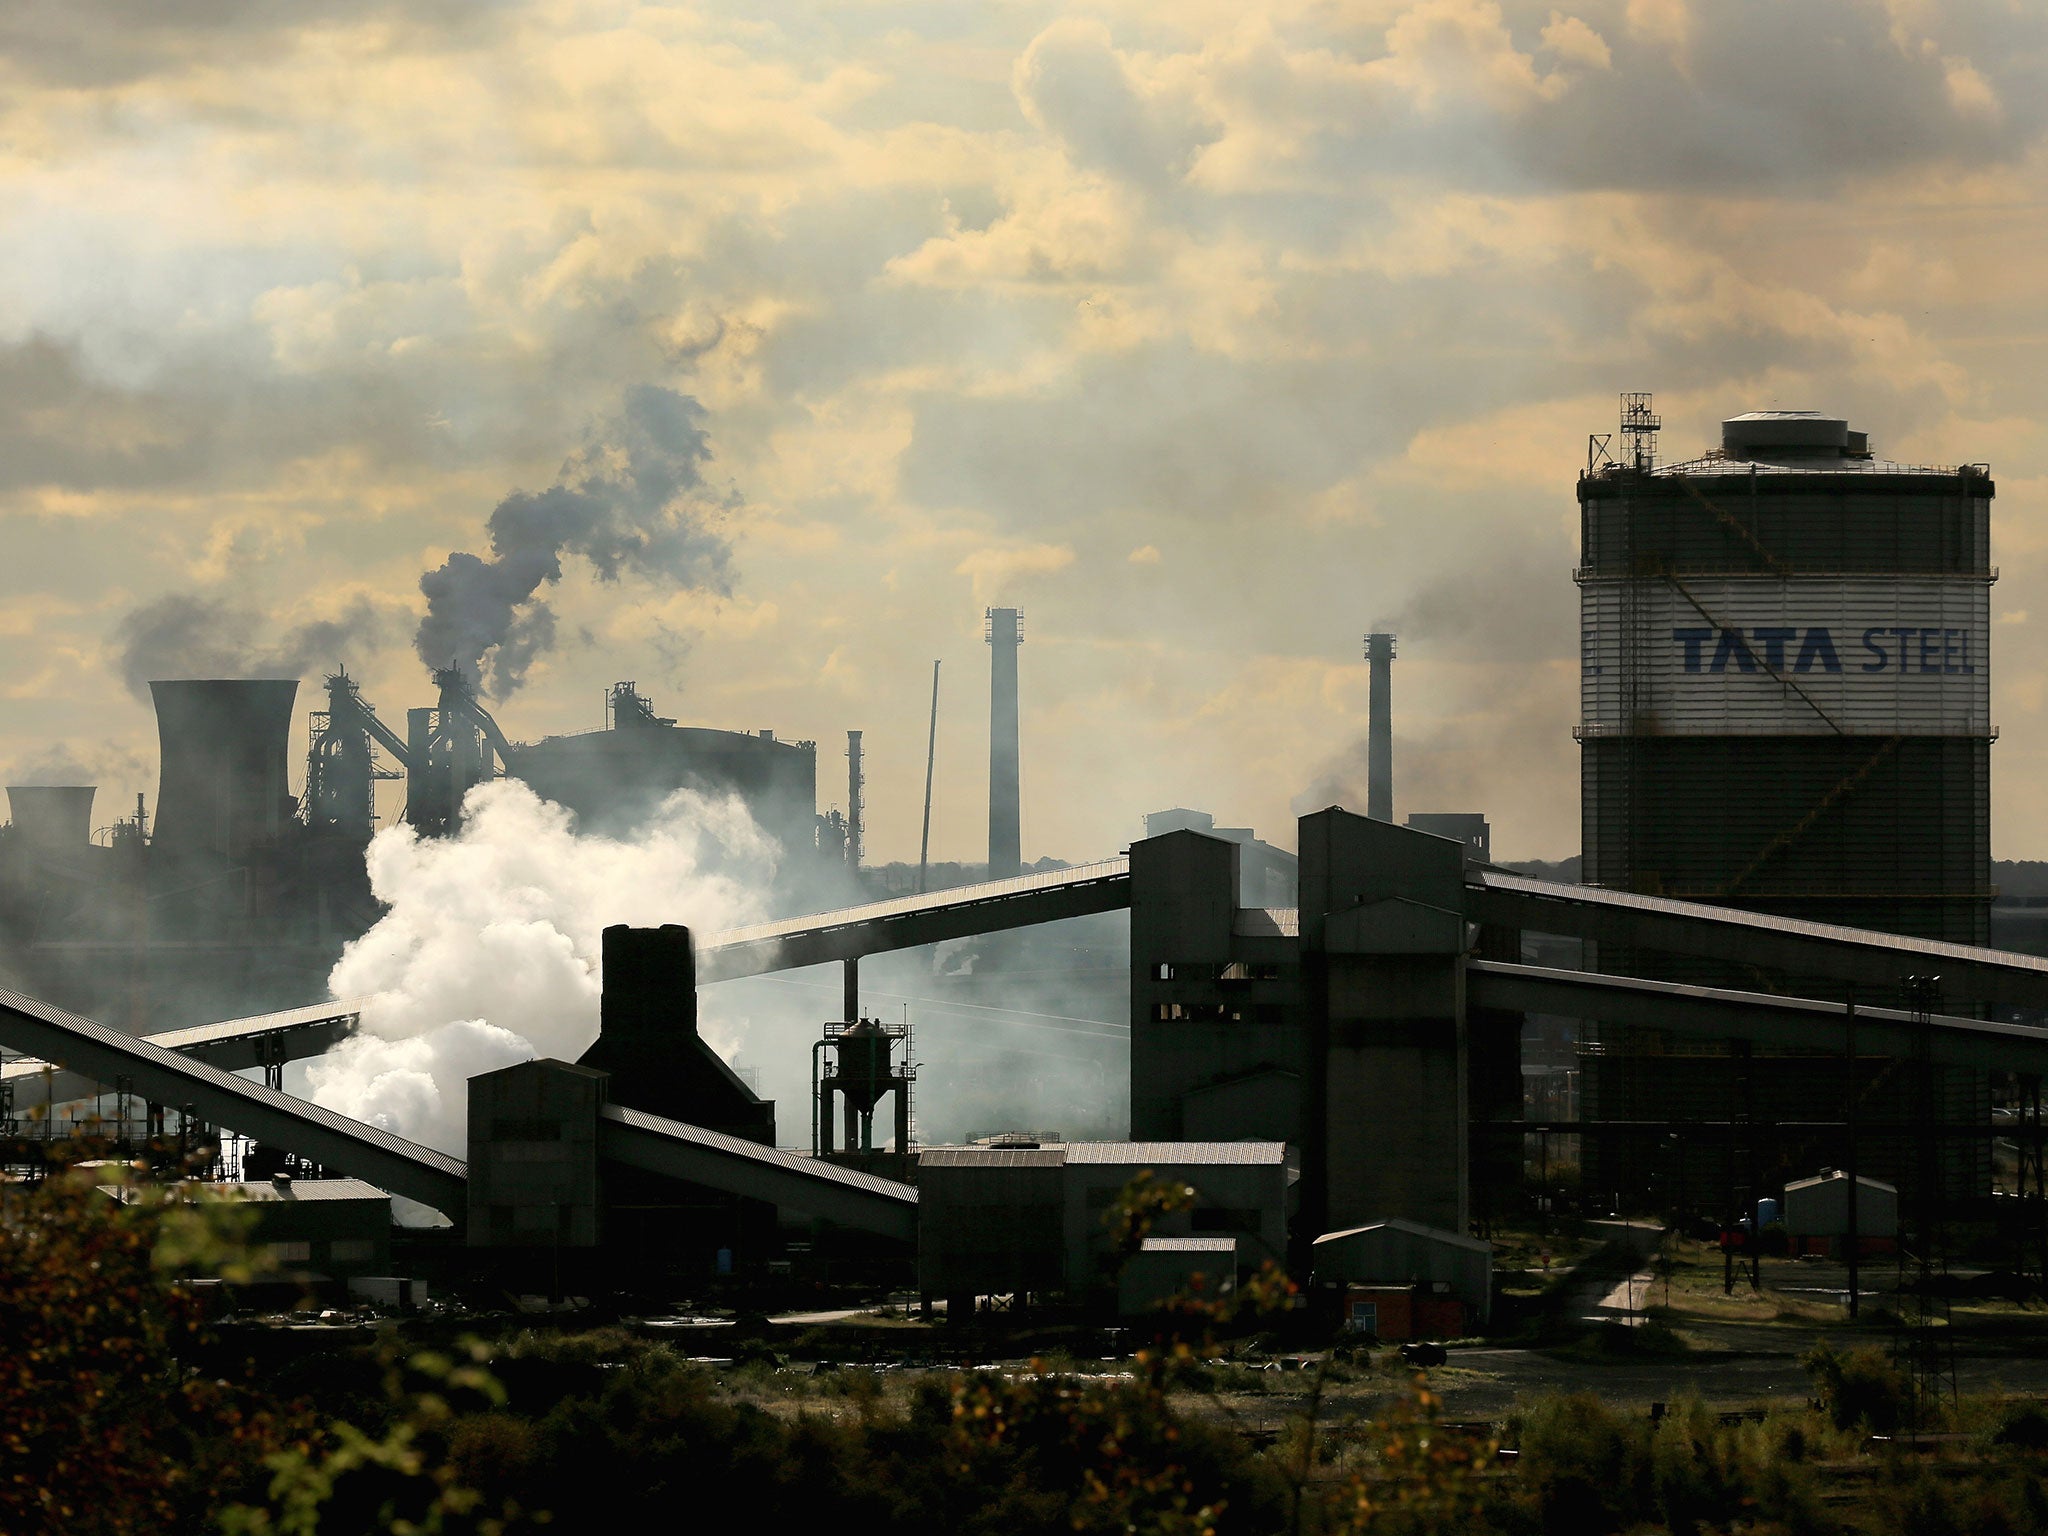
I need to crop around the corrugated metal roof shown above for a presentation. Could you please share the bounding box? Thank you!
[227,1178,390,1204]
[1140,1236,1237,1253]
[1314,1217,1492,1254]
[1784,1171,1898,1194]
[102,1177,392,1206]
[600,1103,918,1203]
[1066,1141,1287,1165]
[1233,908,1299,938]
[917,1147,1066,1168]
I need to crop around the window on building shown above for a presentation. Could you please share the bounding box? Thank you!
[266,1240,312,1264]
[328,1239,377,1263]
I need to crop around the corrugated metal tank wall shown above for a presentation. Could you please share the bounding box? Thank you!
[1577,454,1994,947]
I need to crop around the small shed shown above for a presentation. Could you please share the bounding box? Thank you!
[1311,1218,1492,1325]
[1118,1236,1238,1316]
[1783,1170,1899,1255]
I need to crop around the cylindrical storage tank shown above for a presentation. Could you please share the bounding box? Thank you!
[149,680,300,860]
[1578,409,1993,943]
[1577,405,1995,1205]
[6,785,96,857]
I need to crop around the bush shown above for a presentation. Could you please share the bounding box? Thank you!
[1805,1343,1911,1434]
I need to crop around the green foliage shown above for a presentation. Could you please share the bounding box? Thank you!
[1804,1343,1911,1434]
[220,1340,539,1536]
[0,1166,291,1536]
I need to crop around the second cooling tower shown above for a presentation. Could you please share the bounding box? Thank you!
[150,679,300,861]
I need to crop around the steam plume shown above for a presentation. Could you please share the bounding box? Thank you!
[113,592,396,701]
[415,385,734,697]
[305,777,773,1153]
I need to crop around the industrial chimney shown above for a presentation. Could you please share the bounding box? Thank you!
[846,729,864,869]
[5,785,96,858]
[986,607,1023,878]
[149,680,300,860]
[1364,633,1396,822]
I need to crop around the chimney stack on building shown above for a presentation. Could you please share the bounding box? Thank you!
[986,607,1023,878]
[1365,632,1396,822]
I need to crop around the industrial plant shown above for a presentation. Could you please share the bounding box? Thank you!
[6,402,2048,1349]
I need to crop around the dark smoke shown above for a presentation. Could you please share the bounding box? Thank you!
[415,385,734,697]
[113,592,397,701]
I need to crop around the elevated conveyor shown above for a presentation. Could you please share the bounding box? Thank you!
[697,858,1132,982]
[1468,960,2048,1072]
[3,999,362,1106]
[0,988,466,1216]
[598,1104,918,1240]
[1469,868,2048,1009]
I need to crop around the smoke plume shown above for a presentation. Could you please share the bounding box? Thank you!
[113,591,397,701]
[415,385,734,697]
[304,777,773,1153]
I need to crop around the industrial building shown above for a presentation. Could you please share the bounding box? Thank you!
[0,668,865,1041]
[915,1140,1290,1313]
[1312,1219,1493,1339]
[1577,399,1998,1202]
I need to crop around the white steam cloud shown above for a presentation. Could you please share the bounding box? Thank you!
[305,778,774,1154]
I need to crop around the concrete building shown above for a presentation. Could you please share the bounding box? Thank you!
[914,1140,1289,1307]
[1404,814,1490,865]
[1131,809,1521,1243]
[1119,1236,1237,1316]
[1143,809,1299,906]
[103,1175,393,1282]
[1311,1218,1492,1333]
[1783,1169,1900,1256]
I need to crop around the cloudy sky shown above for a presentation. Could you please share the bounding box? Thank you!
[4,0,2047,864]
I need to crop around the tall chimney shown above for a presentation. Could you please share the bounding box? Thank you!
[1364,633,1396,822]
[149,680,299,859]
[986,607,1023,878]
[846,729,864,869]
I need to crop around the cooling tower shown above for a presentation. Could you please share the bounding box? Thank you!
[149,679,300,860]
[5,785,95,856]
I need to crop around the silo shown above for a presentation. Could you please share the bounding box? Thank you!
[1576,402,1995,1202]
[149,680,301,860]
[5,785,96,857]
[1579,406,1993,943]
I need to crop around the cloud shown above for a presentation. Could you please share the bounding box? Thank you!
[954,542,1077,602]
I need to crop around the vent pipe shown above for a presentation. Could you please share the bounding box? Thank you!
[148,680,299,859]
[1365,633,1396,822]
[986,608,1022,878]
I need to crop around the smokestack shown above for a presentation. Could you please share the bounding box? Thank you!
[846,729,864,869]
[1365,633,1396,822]
[6,786,96,857]
[148,680,299,859]
[986,607,1022,878]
